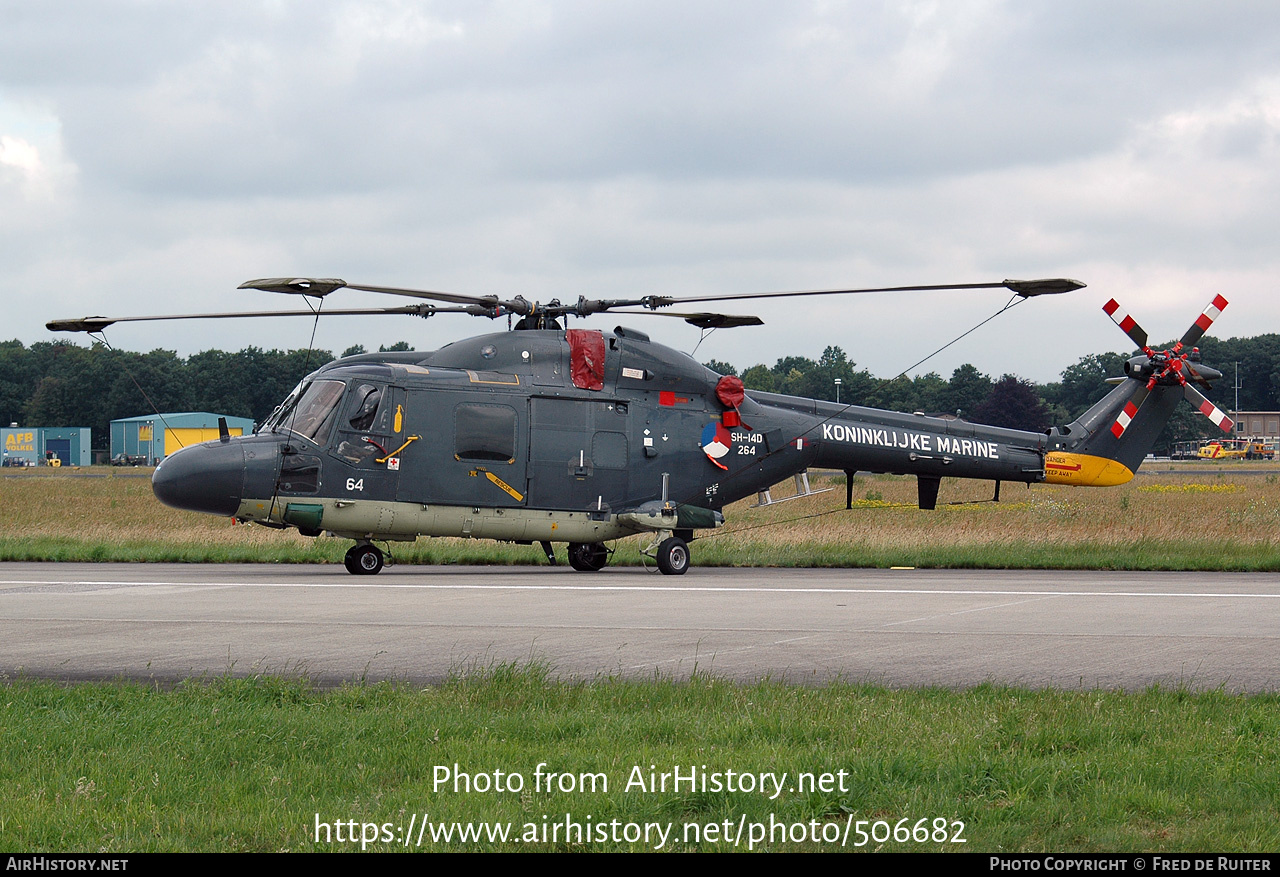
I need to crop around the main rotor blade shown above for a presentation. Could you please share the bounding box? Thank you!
[1183,383,1235,433]
[47,306,451,333]
[344,282,520,311]
[241,277,533,317]
[609,310,764,328]
[236,278,348,297]
[1102,299,1149,350]
[342,281,537,316]
[643,278,1085,309]
[1179,294,1228,349]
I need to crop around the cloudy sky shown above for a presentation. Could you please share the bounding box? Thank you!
[3,1,1278,382]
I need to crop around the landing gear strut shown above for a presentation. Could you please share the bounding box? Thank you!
[344,543,384,575]
[567,542,610,572]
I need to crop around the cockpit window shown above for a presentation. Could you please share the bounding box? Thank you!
[348,384,383,432]
[281,380,345,443]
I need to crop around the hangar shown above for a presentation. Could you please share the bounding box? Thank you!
[1,426,92,467]
[111,412,255,464]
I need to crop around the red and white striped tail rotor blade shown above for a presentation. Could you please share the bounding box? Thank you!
[1110,385,1149,439]
[1180,294,1228,349]
[1102,299,1149,350]
[1183,384,1234,433]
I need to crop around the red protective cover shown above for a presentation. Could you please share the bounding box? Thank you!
[715,375,749,429]
[715,375,745,409]
[567,328,605,391]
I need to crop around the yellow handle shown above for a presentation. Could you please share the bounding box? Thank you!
[376,435,420,463]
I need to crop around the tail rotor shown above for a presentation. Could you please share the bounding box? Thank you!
[1179,294,1228,350]
[1109,385,1148,439]
[1102,299,1150,350]
[1102,295,1234,436]
[1183,382,1234,432]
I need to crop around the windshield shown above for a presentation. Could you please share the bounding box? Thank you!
[263,380,304,432]
[272,379,346,444]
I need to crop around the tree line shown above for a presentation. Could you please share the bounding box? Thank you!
[0,340,422,449]
[1,333,1276,453]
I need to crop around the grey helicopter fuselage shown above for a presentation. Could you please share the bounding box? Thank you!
[51,275,1226,575]
[151,322,1169,565]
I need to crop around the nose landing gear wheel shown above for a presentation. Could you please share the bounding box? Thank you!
[656,536,689,576]
[567,542,609,572]
[344,543,384,575]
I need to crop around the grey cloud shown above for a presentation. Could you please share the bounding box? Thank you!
[4,1,1280,382]
[10,0,1276,200]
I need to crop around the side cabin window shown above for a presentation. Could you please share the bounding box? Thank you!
[278,454,322,494]
[346,383,385,432]
[455,403,517,463]
[333,382,394,464]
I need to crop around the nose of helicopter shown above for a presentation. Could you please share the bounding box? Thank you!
[152,440,245,515]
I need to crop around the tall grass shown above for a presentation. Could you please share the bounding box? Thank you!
[2,464,1278,569]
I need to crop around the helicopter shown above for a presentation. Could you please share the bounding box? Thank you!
[48,278,1233,575]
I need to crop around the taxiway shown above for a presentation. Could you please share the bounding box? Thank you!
[3,563,1277,690]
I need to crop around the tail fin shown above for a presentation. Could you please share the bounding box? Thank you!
[1044,378,1180,486]
[1046,294,1233,487]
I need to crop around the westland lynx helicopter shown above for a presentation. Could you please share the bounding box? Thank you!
[49,278,1233,575]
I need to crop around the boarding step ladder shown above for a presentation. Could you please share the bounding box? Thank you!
[751,470,835,508]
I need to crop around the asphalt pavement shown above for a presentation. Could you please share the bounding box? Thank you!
[3,563,1277,690]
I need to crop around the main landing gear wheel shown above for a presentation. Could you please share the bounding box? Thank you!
[344,543,384,575]
[567,542,609,572]
[656,536,689,576]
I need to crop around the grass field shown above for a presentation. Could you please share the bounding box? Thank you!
[4,671,1280,852]
[4,463,1279,853]
[2,462,1279,569]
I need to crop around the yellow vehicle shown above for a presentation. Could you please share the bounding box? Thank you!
[1198,438,1275,460]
